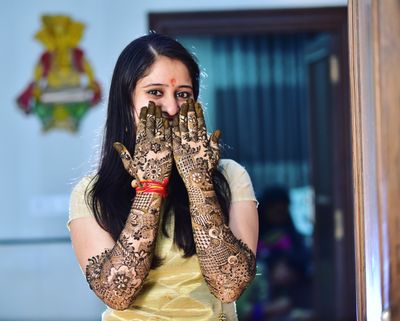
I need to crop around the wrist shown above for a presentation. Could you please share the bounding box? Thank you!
[136,178,169,198]
[132,191,163,211]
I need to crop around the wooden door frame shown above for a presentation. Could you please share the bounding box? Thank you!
[348,0,400,320]
[149,7,347,35]
[149,6,355,320]
[348,2,382,319]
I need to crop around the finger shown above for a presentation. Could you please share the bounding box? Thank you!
[187,99,198,141]
[195,101,207,141]
[164,119,172,147]
[146,101,156,139]
[172,114,181,146]
[209,130,221,159]
[210,129,221,145]
[136,106,147,143]
[155,105,164,140]
[179,101,189,141]
[113,142,136,176]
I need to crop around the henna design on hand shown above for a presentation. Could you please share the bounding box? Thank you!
[172,99,220,188]
[85,102,172,310]
[114,101,173,185]
[172,99,256,302]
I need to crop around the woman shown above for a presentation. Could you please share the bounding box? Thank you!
[68,34,258,321]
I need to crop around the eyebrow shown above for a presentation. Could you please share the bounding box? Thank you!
[142,83,193,89]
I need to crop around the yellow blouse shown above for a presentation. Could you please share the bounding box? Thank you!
[68,159,257,321]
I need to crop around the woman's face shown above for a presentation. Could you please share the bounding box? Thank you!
[132,55,194,122]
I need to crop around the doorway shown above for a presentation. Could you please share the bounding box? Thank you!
[150,7,355,321]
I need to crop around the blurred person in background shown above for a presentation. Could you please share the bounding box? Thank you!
[240,186,313,321]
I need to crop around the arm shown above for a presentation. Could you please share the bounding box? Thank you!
[187,182,257,302]
[71,191,162,310]
[172,99,257,302]
[70,103,172,310]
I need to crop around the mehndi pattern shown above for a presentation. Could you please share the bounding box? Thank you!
[85,102,172,310]
[172,99,256,302]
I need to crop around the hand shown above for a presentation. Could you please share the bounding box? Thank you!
[172,99,221,189]
[113,101,173,186]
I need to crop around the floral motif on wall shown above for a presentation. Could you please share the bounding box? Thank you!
[16,15,102,132]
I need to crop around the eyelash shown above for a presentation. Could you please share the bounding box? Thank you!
[147,90,192,99]
[147,89,162,96]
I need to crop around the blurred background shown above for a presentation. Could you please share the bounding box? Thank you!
[0,1,356,321]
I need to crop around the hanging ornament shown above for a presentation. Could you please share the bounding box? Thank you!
[16,15,102,132]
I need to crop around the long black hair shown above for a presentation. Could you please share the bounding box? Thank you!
[87,34,231,259]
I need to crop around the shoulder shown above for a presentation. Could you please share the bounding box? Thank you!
[68,175,97,230]
[220,160,259,253]
[218,159,258,204]
[71,175,95,196]
[218,158,247,177]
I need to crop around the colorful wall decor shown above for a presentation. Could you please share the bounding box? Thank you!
[16,15,102,132]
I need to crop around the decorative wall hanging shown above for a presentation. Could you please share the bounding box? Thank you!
[16,15,102,132]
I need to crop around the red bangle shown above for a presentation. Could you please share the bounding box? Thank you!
[136,178,169,198]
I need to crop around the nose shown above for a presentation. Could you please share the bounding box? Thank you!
[160,95,180,119]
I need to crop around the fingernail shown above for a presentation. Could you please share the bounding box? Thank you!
[188,100,195,111]
[139,107,147,118]
[181,103,188,115]
[113,142,123,153]
[148,103,155,114]
[212,130,221,142]
[195,102,204,117]
[164,119,169,129]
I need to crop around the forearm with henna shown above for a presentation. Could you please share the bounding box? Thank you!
[188,181,256,303]
[85,102,172,310]
[172,99,256,303]
[85,192,162,310]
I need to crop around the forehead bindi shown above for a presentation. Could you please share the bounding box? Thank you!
[138,57,192,87]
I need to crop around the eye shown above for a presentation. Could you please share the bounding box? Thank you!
[147,89,162,97]
[176,91,193,99]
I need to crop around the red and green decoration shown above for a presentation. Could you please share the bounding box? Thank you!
[16,15,102,132]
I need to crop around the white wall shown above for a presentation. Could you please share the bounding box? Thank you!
[0,1,346,320]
